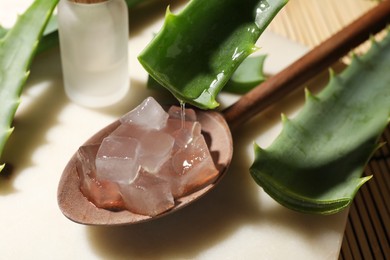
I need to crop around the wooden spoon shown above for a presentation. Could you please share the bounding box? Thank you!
[58,1,390,226]
[58,110,232,225]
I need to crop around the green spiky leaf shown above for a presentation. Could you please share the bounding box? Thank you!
[138,0,287,109]
[1,15,60,55]
[0,0,59,172]
[250,31,390,214]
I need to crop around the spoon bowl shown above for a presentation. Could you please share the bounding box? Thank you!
[57,109,232,225]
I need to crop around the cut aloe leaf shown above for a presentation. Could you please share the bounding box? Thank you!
[250,31,390,214]
[138,0,287,109]
[147,55,267,95]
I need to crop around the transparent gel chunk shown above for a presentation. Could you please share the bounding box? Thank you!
[77,97,219,216]
[76,144,123,209]
[139,131,175,173]
[119,170,174,216]
[169,120,202,150]
[96,136,140,183]
[111,123,145,139]
[158,135,218,197]
[120,97,169,130]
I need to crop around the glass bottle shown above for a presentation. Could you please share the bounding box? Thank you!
[58,0,129,107]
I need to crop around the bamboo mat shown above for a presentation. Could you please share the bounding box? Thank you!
[268,0,390,259]
[269,0,376,47]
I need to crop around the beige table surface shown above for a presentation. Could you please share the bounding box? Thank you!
[0,0,378,259]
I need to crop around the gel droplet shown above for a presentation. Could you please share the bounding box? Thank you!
[258,0,270,12]
[255,0,271,28]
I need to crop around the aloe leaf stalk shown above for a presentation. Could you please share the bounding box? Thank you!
[138,0,287,109]
[0,0,59,172]
[250,30,390,214]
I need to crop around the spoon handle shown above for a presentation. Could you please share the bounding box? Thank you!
[223,0,390,130]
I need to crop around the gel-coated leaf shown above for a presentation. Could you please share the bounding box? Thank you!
[138,0,287,109]
[250,31,390,214]
[147,55,267,94]
[0,0,58,171]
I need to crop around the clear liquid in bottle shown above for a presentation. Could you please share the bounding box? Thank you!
[58,0,130,107]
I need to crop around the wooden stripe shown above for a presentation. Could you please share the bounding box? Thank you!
[358,183,385,258]
[340,129,390,260]
[342,218,360,259]
[269,0,376,47]
[367,164,390,246]
[350,202,373,259]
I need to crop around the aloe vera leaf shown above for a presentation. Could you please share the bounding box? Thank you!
[148,55,267,95]
[224,55,267,94]
[125,0,153,7]
[36,15,59,54]
[0,0,59,172]
[0,26,7,39]
[13,14,62,54]
[36,29,59,54]
[0,10,58,54]
[138,0,287,109]
[250,31,390,214]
